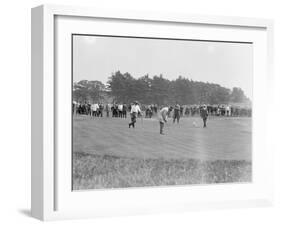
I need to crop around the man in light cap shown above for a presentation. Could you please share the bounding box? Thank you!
[200,104,208,128]
[159,106,173,135]
[129,101,142,128]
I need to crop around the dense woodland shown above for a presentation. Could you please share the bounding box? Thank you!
[73,71,250,105]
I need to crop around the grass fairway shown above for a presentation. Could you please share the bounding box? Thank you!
[73,115,252,189]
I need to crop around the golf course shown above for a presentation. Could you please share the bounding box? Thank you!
[72,115,252,190]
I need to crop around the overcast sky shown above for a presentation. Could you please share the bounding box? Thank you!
[73,35,253,100]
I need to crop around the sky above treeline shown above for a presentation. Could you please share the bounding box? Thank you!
[73,35,253,100]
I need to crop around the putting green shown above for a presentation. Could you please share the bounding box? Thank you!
[73,115,251,161]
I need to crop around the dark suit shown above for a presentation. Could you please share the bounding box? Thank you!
[200,108,208,127]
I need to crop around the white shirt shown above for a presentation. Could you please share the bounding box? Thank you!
[118,104,123,111]
[131,104,141,114]
[158,107,169,122]
[91,103,99,111]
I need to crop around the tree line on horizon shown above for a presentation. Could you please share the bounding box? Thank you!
[73,71,250,105]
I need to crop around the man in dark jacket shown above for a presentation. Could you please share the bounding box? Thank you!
[98,103,104,117]
[173,103,181,123]
[200,105,208,128]
[122,104,127,118]
[105,104,110,117]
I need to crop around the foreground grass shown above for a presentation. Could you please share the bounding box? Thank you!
[73,152,252,190]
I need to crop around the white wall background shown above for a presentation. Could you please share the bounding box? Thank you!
[0,0,280,225]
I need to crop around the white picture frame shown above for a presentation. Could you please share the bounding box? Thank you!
[31,4,274,221]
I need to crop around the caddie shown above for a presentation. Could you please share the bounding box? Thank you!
[200,104,208,128]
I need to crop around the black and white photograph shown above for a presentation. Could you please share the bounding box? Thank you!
[72,34,252,190]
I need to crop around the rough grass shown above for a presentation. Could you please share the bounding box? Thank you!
[73,152,252,190]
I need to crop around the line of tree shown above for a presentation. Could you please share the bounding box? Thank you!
[73,71,251,105]
[73,80,107,103]
[107,71,250,105]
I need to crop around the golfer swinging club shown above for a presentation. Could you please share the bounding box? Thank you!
[129,101,142,128]
[159,106,173,135]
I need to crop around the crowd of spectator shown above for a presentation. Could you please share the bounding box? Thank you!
[72,102,252,118]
